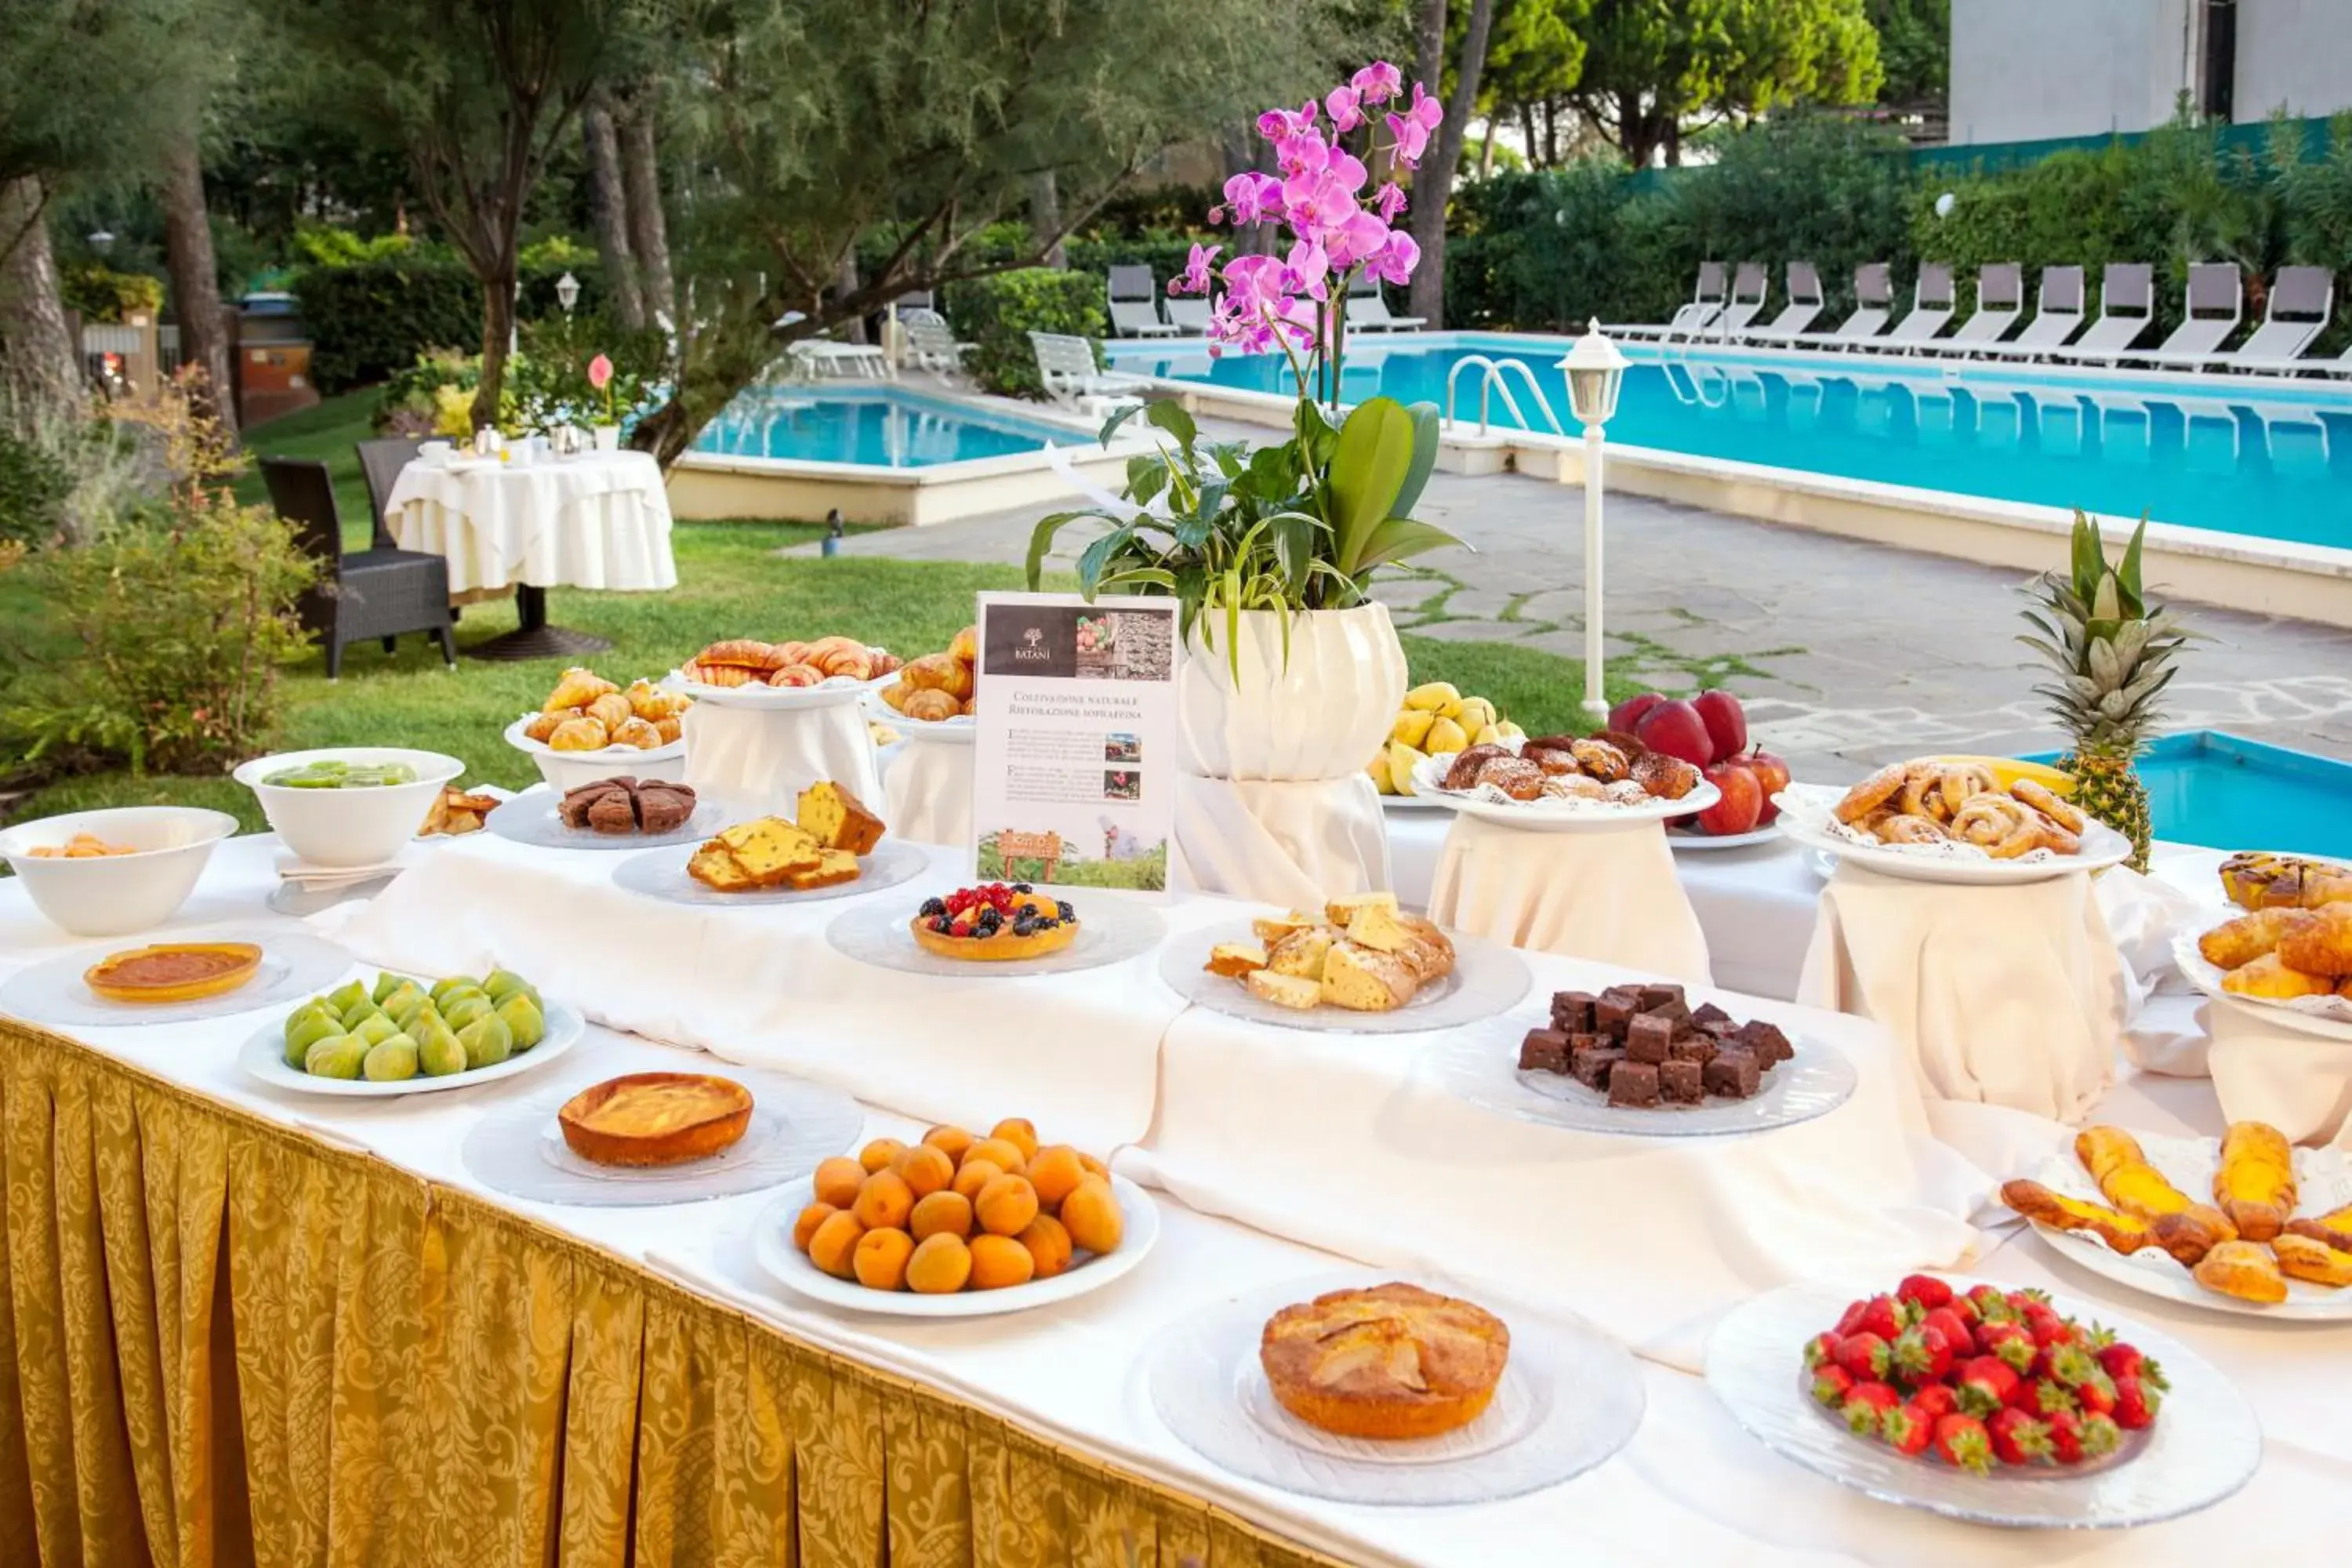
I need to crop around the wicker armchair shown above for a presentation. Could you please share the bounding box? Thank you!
[260,456,456,679]
[356,437,423,548]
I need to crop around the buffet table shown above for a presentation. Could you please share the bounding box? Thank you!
[5,833,2349,1567]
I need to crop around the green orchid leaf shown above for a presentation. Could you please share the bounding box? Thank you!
[1076,526,1133,599]
[1325,397,1415,575]
[1098,403,1147,445]
[1126,456,1168,508]
[1389,401,1443,520]
[1142,398,1198,456]
[1025,509,1105,589]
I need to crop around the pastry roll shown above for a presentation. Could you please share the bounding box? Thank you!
[2214,1121,2296,1242]
[548,717,609,752]
[2200,908,2317,970]
[545,666,617,712]
[902,688,959,722]
[586,692,633,733]
[2221,953,2335,1000]
[2278,904,2352,977]
[611,717,662,749]
[949,625,978,664]
[2288,1200,2352,1252]
[2074,1126,2238,1241]
[523,710,567,743]
[2192,1240,2288,1305]
[2272,1232,2352,1288]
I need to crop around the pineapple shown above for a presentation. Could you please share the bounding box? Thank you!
[2016,512,2195,871]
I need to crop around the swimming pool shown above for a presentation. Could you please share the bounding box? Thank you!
[1107,336,2352,551]
[691,385,1078,468]
[2027,732,2352,858]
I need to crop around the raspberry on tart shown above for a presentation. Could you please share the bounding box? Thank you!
[911,883,1079,961]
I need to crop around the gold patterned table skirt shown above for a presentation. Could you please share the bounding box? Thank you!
[0,1018,1341,1568]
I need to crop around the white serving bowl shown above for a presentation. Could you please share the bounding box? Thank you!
[232,747,464,868]
[0,805,240,936]
[500,716,688,792]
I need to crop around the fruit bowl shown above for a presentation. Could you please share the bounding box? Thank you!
[0,806,241,937]
[233,747,464,868]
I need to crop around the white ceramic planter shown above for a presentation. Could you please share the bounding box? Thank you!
[1175,603,1407,782]
[593,424,621,452]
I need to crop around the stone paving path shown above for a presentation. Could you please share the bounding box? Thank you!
[793,447,2352,780]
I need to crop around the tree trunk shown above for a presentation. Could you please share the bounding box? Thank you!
[617,95,673,326]
[472,274,515,432]
[159,125,236,434]
[833,249,865,344]
[1477,126,1496,179]
[582,94,643,329]
[0,176,82,427]
[1407,0,1448,318]
[1029,172,1066,268]
[1407,0,1496,329]
[1519,103,1538,167]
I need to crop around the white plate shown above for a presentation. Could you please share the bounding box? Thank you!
[1146,1269,1646,1507]
[611,836,927,906]
[1776,784,2132,886]
[1379,792,1455,814]
[484,789,724,852]
[749,1172,1160,1317]
[2170,927,2352,1041]
[1410,748,1719,833]
[827,893,1168,979]
[2022,1131,2352,1319]
[501,713,686,766]
[1424,1023,1856,1138]
[1162,916,1533,1035]
[1707,1280,2260,1529]
[863,686,975,743]
[237,999,583,1097]
[661,670,880,710]
[0,928,357,1029]
[1668,821,1783,851]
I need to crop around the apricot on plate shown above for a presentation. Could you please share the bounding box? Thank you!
[1017,1214,1073,1279]
[813,1157,865,1209]
[852,1170,915,1231]
[1060,1176,1123,1255]
[858,1138,909,1174]
[906,1232,972,1294]
[791,1201,838,1253]
[975,1174,1040,1237]
[967,1233,1036,1290]
[964,1136,1026,1175]
[897,1144,955,1199]
[922,1124,975,1163]
[853,1227,915,1291]
[1026,1145,1085,1208]
[909,1189,973,1242]
[989,1117,1040,1162]
[950,1157,1004,1203]
[808,1210,866,1279]
[1078,1152,1110,1181]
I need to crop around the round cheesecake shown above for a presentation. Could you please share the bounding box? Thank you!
[557,1073,753,1167]
[1259,1282,1510,1440]
[910,883,1079,961]
[84,942,263,1004]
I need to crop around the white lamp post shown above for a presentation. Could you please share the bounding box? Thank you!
[555,270,581,317]
[1558,319,1628,720]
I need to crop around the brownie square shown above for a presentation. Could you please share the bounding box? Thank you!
[1637,984,1686,1012]
[1570,1047,1622,1091]
[1659,1059,1704,1104]
[1607,1060,1661,1108]
[1518,1028,1572,1074]
[1549,991,1595,1032]
[1667,1033,1715,1065]
[1643,997,1692,1028]
[1568,1032,1608,1057]
[1697,1018,1742,1041]
[1703,1048,1762,1099]
[1593,995,1637,1037]
[1624,1013,1674,1065]
[1690,1000,1733,1028]
[1735,1020,1795,1066]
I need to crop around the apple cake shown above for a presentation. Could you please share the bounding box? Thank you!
[557,1073,753,1167]
[1258,1282,1510,1440]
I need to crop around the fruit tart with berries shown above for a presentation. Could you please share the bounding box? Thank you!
[911,883,1080,961]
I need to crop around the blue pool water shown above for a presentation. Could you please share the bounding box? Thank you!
[691,386,1074,468]
[1106,336,2352,550]
[2025,732,2352,857]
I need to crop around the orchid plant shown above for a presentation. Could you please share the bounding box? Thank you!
[1026,63,1463,673]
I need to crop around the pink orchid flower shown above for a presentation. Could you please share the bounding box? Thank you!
[1387,82,1443,169]
[586,353,614,390]
[1283,238,1330,300]
[1351,61,1403,104]
[1326,85,1363,132]
[1256,100,1319,141]
[1374,181,1409,223]
[1175,241,1223,296]
[1363,229,1421,287]
[1323,209,1394,273]
[1210,171,1283,227]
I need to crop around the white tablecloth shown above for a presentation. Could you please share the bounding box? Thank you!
[1427,813,1713,984]
[6,836,2352,1566]
[1171,774,1391,905]
[386,450,677,593]
[880,734,974,846]
[684,695,882,817]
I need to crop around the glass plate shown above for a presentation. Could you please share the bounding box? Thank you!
[1160,916,1531,1035]
[1147,1269,1645,1506]
[611,837,926,906]
[238,1000,583,1098]
[826,894,1167,979]
[746,1174,1160,1317]
[2022,1131,2352,1319]
[1775,785,2132,887]
[1422,1024,1856,1138]
[485,790,726,851]
[2169,928,2352,1041]
[1705,1281,2262,1529]
[0,927,354,1029]
[1667,822,1783,851]
[459,1064,862,1207]
[660,671,879,710]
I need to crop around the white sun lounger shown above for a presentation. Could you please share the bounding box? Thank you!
[1106,265,1177,338]
[2046,264,2156,363]
[1927,263,2024,353]
[1695,262,1769,340]
[1869,263,1955,352]
[1163,289,1212,335]
[1608,262,1726,341]
[1344,278,1425,332]
[2111,263,2243,369]
[2213,265,2332,373]
[1029,332,1149,408]
[1792,263,1895,350]
[1740,262,1825,342]
[1978,267,2088,359]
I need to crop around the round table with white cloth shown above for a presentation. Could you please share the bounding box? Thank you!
[1425,811,1712,984]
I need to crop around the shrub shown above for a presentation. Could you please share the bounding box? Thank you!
[294,256,608,393]
[60,263,166,323]
[942,269,1106,399]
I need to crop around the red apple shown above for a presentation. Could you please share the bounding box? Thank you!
[1633,699,1713,769]
[1608,692,1666,735]
[1745,746,1791,825]
[1692,689,1748,764]
[1697,760,1763,836]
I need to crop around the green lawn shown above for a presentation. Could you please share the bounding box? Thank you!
[9,390,1625,831]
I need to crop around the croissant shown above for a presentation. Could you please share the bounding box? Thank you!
[2278,904,2352,977]
[544,666,616,713]
[949,626,978,663]
[768,664,822,688]
[902,688,959,722]
[654,716,683,745]
[684,661,760,688]
[811,645,873,681]
[2199,909,2315,971]
[771,640,810,668]
[878,680,911,713]
[695,638,784,672]
[623,679,670,720]
[612,716,662,749]
[898,653,960,693]
[869,650,902,677]
[2222,953,2335,1000]
[523,710,567,743]
[548,717,610,752]
[586,692,633,733]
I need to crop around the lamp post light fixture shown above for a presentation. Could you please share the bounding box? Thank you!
[1557,319,1628,720]
[555,270,581,317]
[87,228,115,252]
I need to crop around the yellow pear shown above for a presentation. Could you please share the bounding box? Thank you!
[1365,751,1393,793]
[1403,681,1460,713]
[1425,716,1470,754]
[1458,696,1497,731]
[1387,740,1428,796]
[1472,722,1504,746]
[1389,708,1436,748]
[1494,719,1526,742]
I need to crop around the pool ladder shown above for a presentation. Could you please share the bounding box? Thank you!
[1444,355,1565,437]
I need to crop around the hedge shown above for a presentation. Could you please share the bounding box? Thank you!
[292,259,608,392]
[941,269,1107,399]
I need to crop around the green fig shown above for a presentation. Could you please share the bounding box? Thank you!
[482,968,536,1007]
[362,1036,419,1081]
[284,1000,336,1043]
[382,984,430,1028]
[457,1013,513,1070]
[284,1009,341,1067]
[417,1025,468,1077]
[303,1035,368,1079]
[370,971,405,1004]
[354,1011,401,1047]
[429,975,476,1004]
[495,993,545,1051]
[408,1002,444,1037]
[442,994,493,1031]
[326,979,369,1015]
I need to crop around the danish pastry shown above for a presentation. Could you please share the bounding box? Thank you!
[2213,1120,2296,1242]
[1568,738,1631,782]
[1834,763,1909,824]
[1630,750,1700,800]
[2272,1232,2352,1288]
[2198,908,2315,971]
[1472,757,1544,800]
[1951,795,2041,858]
[902,688,960,722]
[1259,1283,1509,1440]
[1878,813,1949,844]
[547,717,609,752]
[1441,745,1508,790]
[2221,953,2336,1000]
[2191,1240,2288,1305]
[544,666,619,712]
[2277,903,2352,977]
[2010,778,2084,834]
